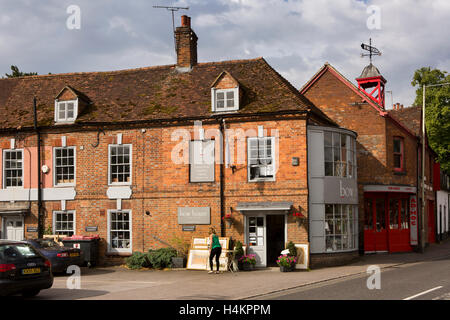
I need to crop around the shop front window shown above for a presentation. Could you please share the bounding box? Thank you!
[325,204,357,252]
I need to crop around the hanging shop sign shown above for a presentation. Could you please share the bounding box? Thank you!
[410,195,418,245]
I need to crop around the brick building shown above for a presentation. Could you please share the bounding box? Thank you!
[301,63,438,255]
[0,16,359,267]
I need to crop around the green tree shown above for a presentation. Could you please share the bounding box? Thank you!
[412,67,450,173]
[5,65,37,78]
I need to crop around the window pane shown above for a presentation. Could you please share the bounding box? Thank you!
[389,198,399,229]
[324,132,332,147]
[393,139,401,153]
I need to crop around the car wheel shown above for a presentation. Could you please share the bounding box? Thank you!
[22,289,41,297]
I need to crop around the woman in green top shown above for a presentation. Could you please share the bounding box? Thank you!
[208,227,222,274]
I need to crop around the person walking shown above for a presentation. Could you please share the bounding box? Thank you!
[208,227,222,274]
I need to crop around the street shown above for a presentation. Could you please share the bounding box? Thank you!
[11,240,450,300]
[254,256,450,300]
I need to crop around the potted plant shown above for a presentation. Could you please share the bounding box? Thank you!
[238,254,256,271]
[286,241,298,271]
[169,237,190,268]
[277,254,297,272]
[233,240,244,270]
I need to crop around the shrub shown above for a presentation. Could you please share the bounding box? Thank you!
[233,240,244,258]
[147,248,177,269]
[126,252,151,269]
[287,241,297,257]
[169,236,190,258]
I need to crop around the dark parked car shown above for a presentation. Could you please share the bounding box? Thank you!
[25,239,84,273]
[0,240,53,297]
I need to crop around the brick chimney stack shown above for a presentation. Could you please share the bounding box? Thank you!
[175,15,198,71]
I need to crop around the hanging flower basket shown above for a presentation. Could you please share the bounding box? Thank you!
[222,213,233,228]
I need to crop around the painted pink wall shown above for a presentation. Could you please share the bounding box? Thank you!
[23,146,53,189]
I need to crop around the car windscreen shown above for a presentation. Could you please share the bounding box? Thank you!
[0,244,40,262]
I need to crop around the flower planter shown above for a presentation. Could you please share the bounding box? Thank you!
[280,265,294,272]
[171,257,186,268]
[242,263,255,271]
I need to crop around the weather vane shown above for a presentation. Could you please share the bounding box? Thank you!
[361,38,381,64]
[153,5,189,54]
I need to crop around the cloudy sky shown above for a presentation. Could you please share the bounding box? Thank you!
[0,0,449,108]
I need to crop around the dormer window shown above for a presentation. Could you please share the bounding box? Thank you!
[211,71,240,112]
[55,100,78,123]
[213,88,238,112]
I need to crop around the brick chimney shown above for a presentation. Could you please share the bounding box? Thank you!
[175,15,198,70]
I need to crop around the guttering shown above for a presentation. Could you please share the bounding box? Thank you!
[0,109,310,134]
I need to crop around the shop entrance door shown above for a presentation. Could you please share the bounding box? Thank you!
[4,216,24,241]
[246,216,266,267]
[387,195,412,252]
[428,200,436,244]
[364,194,388,252]
[266,215,285,267]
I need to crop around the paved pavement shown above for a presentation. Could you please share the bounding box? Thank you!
[23,239,450,300]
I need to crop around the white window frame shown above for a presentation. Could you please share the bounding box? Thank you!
[53,211,76,237]
[53,146,76,187]
[247,137,276,182]
[54,99,78,123]
[211,87,239,112]
[107,210,132,253]
[108,144,132,186]
[3,149,24,189]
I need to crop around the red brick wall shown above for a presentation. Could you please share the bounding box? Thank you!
[0,116,309,264]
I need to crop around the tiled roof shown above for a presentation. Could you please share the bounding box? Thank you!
[388,105,422,136]
[0,57,328,129]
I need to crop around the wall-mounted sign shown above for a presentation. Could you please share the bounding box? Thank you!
[363,185,417,193]
[182,225,196,232]
[26,226,38,233]
[178,207,211,225]
[85,226,98,232]
[410,195,418,245]
[323,177,358,204]
[189,140,215,182]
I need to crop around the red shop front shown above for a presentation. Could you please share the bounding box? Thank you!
[363,185,418,253]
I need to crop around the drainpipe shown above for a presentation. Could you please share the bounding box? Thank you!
[34,97,43,238]
[219,118,225,237]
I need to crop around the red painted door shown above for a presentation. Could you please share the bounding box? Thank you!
[387,195,412,252]
[428,200,436,244]
[364,194,388,252]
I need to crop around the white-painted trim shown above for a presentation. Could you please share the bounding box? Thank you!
[2,149,24,189]
[0,187,76,201]
[211,87,239,112]
[116,198,122,210]
[61,199,66,211]
[107,209,132,253]
[117,133,122,145]
[53,210,76,236]
[10,139,15,150]
[106,186,132,199]
[247,137,276,182]
[53,146,76,187]
[61,136,67,147]
[55,99,78,123]
[108,144,132,186]
[258,126,264,138]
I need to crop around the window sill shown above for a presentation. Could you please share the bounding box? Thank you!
[248,178,276,183]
